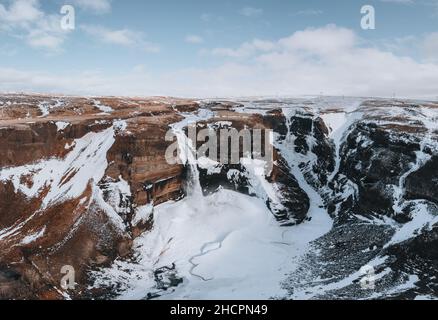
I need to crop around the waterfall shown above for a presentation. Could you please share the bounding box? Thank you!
[170,107,214,199]
[173,124,203,198]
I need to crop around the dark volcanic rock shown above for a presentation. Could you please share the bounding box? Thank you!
[405,155,438,205]
[339,123,420,218]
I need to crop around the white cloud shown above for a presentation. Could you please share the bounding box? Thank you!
[81,25,160,52]
[239,7,263,17]
[279,25,356,54]
[2,25,438,99]
[0,0,43,26]
[0,0,68,52]
[72,0,111,14]
[185,35,204,44]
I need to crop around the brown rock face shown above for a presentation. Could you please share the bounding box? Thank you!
[0,95,194,299]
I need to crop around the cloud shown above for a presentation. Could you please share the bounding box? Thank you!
[239,7,263,17]
[2,25,438,99]
[185,35,204,44]
[0,0,44,30]
[72,0,111,14]
[209,25,354,58]
[81,25,160,52]
[0,0,68,52]
[0,0,43,26]
[279,25,356,54]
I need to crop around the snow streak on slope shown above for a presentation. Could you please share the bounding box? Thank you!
[0,120,130,244]
[37,99,65,117]
[321,100,364,182]
[92,100,114,114]
[386,104,438,246]
[0,126,116,209]
[276,105,333,245]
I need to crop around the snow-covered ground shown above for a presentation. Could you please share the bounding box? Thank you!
[92,187,333,300]
[91,101,334,300]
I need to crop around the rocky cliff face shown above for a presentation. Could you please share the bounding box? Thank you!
[0,94,437,300]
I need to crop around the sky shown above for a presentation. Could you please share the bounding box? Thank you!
[0,0,438,98]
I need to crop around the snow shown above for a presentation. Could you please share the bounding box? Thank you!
[37,99,65,117]
[93,100,114,114]
[37,101,50,117]
[93,188,335,300]
[197,156,222,175]
[91,184,126,232]
[132,203,154,226]
[2,96,437,300]
[0,122,119,209]
[113,119,132,135]
[415,294,436,300]
[91,102,334,300]
[290,256,388,299]
[169,106,215,197]
[241,158,285,215]
[320,112,347,137]
[275,112,333,233]
[387,103,438,246]
[99,176,132,225]
[21,227,46,245]
[323,101,364,182]
[214,121,232,127]
[55,121,70,132]
[386,202,438,247]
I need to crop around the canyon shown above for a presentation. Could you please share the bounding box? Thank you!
[0,94,436,300]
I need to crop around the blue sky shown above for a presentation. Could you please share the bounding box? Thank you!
[1,0,438,97]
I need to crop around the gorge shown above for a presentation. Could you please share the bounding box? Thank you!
[0,94,436,300]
